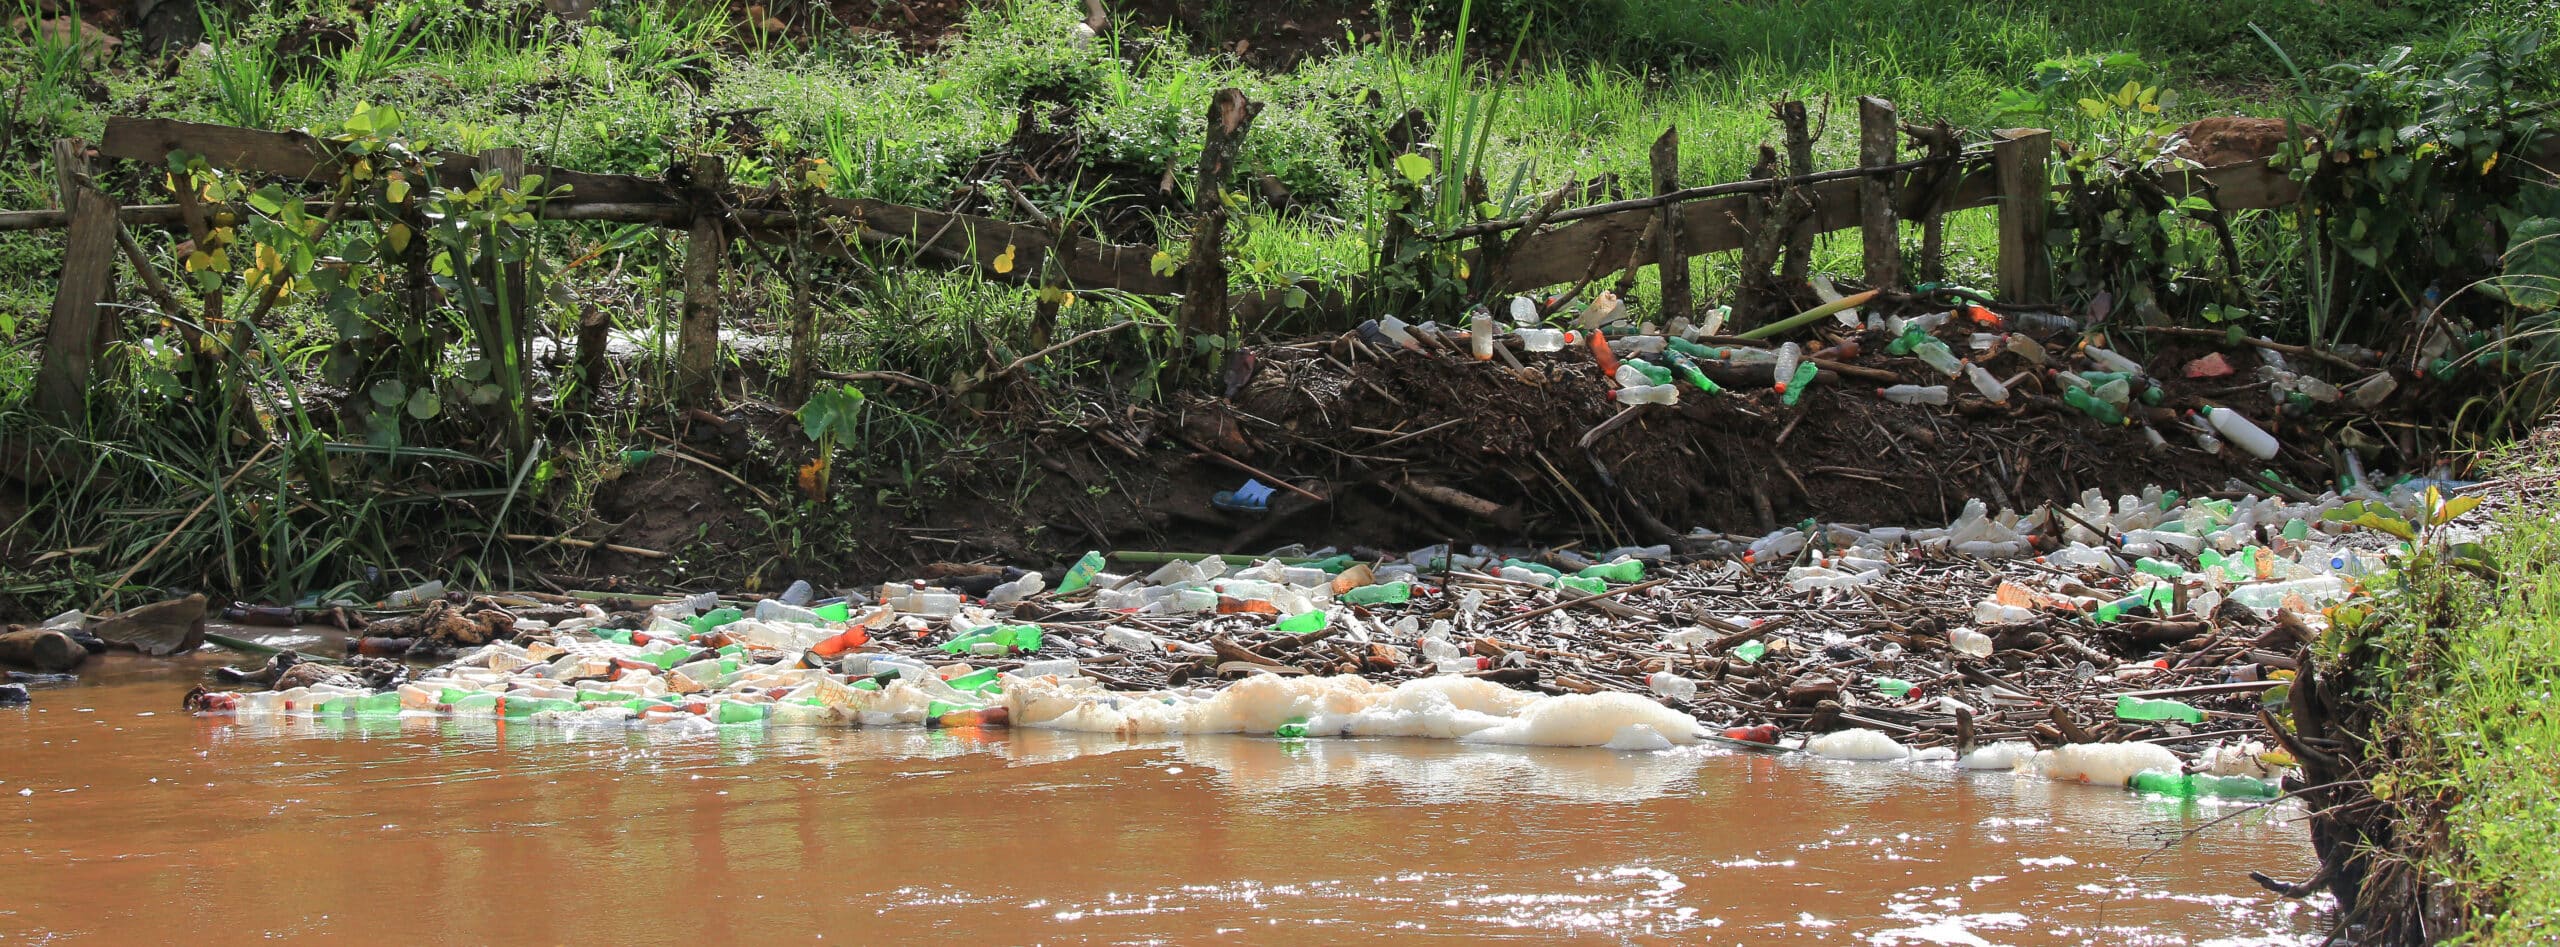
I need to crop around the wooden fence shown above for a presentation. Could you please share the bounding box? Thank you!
[4,90,2326,421]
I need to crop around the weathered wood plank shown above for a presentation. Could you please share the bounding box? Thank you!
[677,156,725,408]
[99,116,675,205]
[1993,129,2053,304]
[33,167,120,420]
[1650,127,1690,322]
[1858,96,1901,290]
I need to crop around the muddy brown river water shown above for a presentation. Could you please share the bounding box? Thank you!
[4,651,2326,945]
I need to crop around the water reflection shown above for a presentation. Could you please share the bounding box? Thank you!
[1,673,2327,944]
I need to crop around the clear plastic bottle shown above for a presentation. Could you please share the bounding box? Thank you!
[779,580,815,606]
[1647,672,1698,701]
[1518,328,1566,352]
[1966,363,2009,404]
[1469,312,1495,361]
[1615,383,1679,405]
[1915,338,1964,377]
[1878,384,1950,405]
[1772,343,1802,393]
[1509,295,1540,326]
[2350,371,2397,409]
[1377,315,1423,352]
[2084,345,2144,376]
[385,580,445,607]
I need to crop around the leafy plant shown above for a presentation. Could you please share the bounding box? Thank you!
[795,383,866,501]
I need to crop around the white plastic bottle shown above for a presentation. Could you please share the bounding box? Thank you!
[2197,405,2280,460]
[1377,316,1423,352]
[1469,311,1495,361]
[2084,345,2144,376]
[1615,383,1679,405]
[1509,295,1540,326]
[1519,328,1565,352]
[1878,384,1950,405]
[1647,672,1698,701]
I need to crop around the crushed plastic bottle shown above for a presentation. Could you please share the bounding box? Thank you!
[1647,672,1698,701]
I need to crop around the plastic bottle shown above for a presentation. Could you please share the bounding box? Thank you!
[1615,383,1679,406]
[1331,582,1404,607]
[2350,372,2397,410]
[779,580,815,606]
[1377,315,1423,352]
[1772,343,1802,393]
[1275,610,1328,633]
[2084,345,2144,376]
[1966,363,2009,404]
[1878,384,1950,405]
[1519,328,1565,352]
[385,580,445,607]
[1780,361,1819,405]
[2130,769,2281,799]
[688,607,745,635]
[2196,406,2280,460]
[1874,678,1917,698]
[1056,552,1107,595]
[1731,640,1768,664]
[2063,387,2125,424]
[2228,575,2349,610]
[1915,338,1964,377]
[1949,628,1994,657]
[1580,560,1644,583]
[1647,672,1697,701]
[2115,695,2207,723]
[1667,352,1724,395]
[1470,312,1496,361]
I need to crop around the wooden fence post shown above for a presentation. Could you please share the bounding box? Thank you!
[1909,121,1959,284]
[1777,101,1815,285]
[1993,128,2053,304]
[1649,126,1690,324]
[33,139,120,422]
[1178,88,1260,343]
[678,155,726,407]
[1857,97,1900,292]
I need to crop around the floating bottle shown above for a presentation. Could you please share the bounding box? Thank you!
[2115,694,2206,723]
[2129,769,2282,799]
[1878,384,1950,405]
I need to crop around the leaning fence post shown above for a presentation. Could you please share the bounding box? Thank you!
[1857,97,1901,292]
[1178,88,1260,345]
[677,154,726,407]
[1649,126,1691,324]
[1777,101,1815,285]
[1993,128,2053,304]
[33,139,121,422]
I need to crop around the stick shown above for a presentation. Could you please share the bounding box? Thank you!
[90,441,274,613]
[503,534,671,559]
[1487,578,1671,628]
[1175,435,1326,503]
[998,320,1134,376]
[639,432,781,506]
[1437,152,1968,241]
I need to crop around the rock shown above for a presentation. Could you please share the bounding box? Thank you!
[2173,116,2293,169]
[89,594,208,657]
[0,683,29,705]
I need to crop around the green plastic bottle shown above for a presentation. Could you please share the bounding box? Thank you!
[1338,582,1413,605]
[946,667,1002,693]
[1056,551,1107,594]
[1630,361,1674,385]
[688,607,744,635]
[2128,769,2196,797]
[714,701,771,725]
[2134,558,2184,579]
[2130,770,2281,799]
[1732,640,1767,664]
[998,625,1044,653]
[1668,352,1724,395]
[1666,337,1716,360]
[1275,610,1328,633]
[2115,694,2206,723]
[1305,554,1356,574]
[2063,387,2125,424]
[598,628,636,645]
[1557,576,1608,595]
[1579,560,1645,583]
[1502,558,1563,578]
[1275,717,1310,739]
[1780,360,1819,405]
[813,601,852,622]
[1874,677,1916,698]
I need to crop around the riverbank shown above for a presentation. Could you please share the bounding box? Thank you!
[2270,423,2560,943]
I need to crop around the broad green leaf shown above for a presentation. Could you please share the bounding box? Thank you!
[1149,250,1178,277]
[369,378,407,406]
[1395,152,1434,184]
[2353,512,2417,541]
[405,388,441,420]
[2490,217,2560,312]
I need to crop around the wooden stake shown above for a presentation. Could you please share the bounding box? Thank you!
[1857,96,1901,291]
[32,139,118,422]
[1649,126,1690,323]
[677,154,726,407]
[1178,88,1261,343]
[1777,101,1815,285]
[1993,128,2053,304]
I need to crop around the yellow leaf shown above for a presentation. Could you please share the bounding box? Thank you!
[2483,153,2500,174]
[351,157,373,181]
[1061,291,1076,308]
[184,250,214,273]
[386,177,410,204]
[992,244,1017,274]
[1457,260,1470,280]
[386,223,412,254]
[2359,148,2378,160]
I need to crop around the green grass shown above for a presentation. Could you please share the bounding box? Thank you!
[2360,435,2560,943]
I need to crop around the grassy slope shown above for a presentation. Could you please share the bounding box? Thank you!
[2369,434,2560,942]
